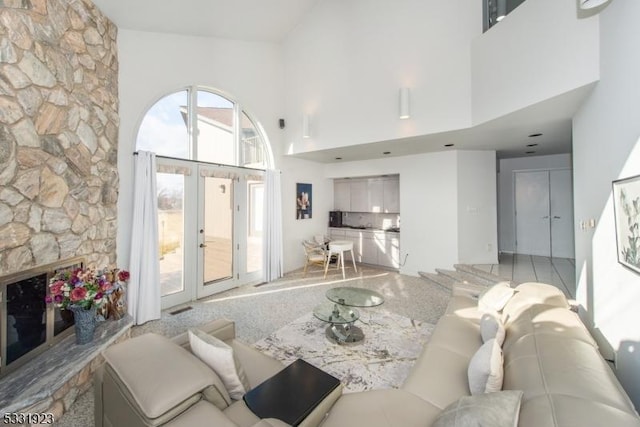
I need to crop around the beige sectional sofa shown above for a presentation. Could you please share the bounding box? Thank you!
[320,282,640,427]
[94,319,343,427]
[95,282,640,427]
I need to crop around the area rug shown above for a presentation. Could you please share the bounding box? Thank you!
[253,309,435,393]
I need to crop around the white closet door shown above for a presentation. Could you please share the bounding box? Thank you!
[515,171,551,256]
[550,169,575,258]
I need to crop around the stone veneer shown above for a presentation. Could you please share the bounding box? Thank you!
[0,0,120,423]
[0,0,119,274]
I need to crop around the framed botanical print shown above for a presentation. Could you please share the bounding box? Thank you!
[613,174,640,273]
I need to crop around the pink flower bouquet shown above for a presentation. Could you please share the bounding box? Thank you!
[46,267,130,311]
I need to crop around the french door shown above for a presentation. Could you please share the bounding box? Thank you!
[158,158,264,309]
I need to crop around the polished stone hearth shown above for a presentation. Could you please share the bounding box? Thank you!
[253,309,434,392]
[0,316,132,417]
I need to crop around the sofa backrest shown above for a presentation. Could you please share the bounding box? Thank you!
[500,284,640,427]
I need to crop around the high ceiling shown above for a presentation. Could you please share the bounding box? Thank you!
[91,0,321,42]
[91,0,585,161]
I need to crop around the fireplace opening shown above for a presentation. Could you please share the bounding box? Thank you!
[1,257,83,378]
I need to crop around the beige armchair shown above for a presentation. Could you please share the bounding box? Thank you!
[302,240,327,276]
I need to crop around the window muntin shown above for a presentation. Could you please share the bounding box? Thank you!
[136,87,268,169]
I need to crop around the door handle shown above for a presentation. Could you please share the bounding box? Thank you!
[542,216,549,219]
[553,216,561,219]
[199,243,207,248]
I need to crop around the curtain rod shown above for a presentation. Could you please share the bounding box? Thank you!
[132,152,267,172]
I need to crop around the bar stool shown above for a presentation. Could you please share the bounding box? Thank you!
[324,240,358,279]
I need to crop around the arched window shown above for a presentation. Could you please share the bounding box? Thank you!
[134,86,270,308]
[136,87,270,169]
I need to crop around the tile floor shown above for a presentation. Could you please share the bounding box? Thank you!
[472,252,576,298]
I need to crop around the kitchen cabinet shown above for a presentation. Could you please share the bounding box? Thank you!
[368,178,384,213]
[334,181,351,211]
[383,178,400,213]
[327,228,400,269]
[377,233,400,268]
[361,232,378,264]
[333,176,399,213]
[349,180,368,212]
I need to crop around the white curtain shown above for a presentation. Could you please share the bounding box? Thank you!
[263,169,283,281]
[128,151,161,325]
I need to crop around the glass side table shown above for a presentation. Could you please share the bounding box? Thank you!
[313,302,362,344]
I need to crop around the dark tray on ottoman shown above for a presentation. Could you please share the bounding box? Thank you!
[243,359,341,426]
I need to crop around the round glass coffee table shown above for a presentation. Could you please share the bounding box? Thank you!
[313,287,384,344]
[326,287,385,308]
[313,302,361,343]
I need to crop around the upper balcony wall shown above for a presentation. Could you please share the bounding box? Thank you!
[283,0,481,154]
[471,0,600,125]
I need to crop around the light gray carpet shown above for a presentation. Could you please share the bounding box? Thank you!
[54,265,450,426]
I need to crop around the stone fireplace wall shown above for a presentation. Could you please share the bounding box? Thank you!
[0,0,119,275]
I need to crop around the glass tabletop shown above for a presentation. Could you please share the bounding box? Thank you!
[313,302,360,324]
[325,287,385,307]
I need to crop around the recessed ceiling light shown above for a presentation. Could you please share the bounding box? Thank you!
[335,157,342,160]
[526,151,536,154]
[528,133,543,137]
[527,143,538,147]
[383,151,391,155]
[444,144,454,147]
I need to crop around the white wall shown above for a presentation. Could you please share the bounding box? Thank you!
[471,0,600,124]
[498,154,572,253]
[573,0,640,409]
[282,0,481,154]
[457,151,498,264]
[324,151,496,277]
[280,157,333,273]
[116,29,285,267]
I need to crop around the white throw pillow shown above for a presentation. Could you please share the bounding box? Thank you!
[480,312,506,347]
[478,282,516,313]
[188,328,250,400]
[468,338,503,395]
[431,390,523,427]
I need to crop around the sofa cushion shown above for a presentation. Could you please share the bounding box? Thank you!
[503,334,636,414]
[431,390,523,427]
[102,333,222,419]
[502,304,597,351]
[403,343,473,409]
[517,394,640,427]
[480,312,505,346]
[501,282,568,323]
[229,339,285,388]
[478,282,515,313]
[468,339,503,395]
[189,328,250,400]
[320,389,442,427]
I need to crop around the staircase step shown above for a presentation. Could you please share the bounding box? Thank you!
[418,271,459,291]
[453,264,513,286]
[435,269,493,288]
